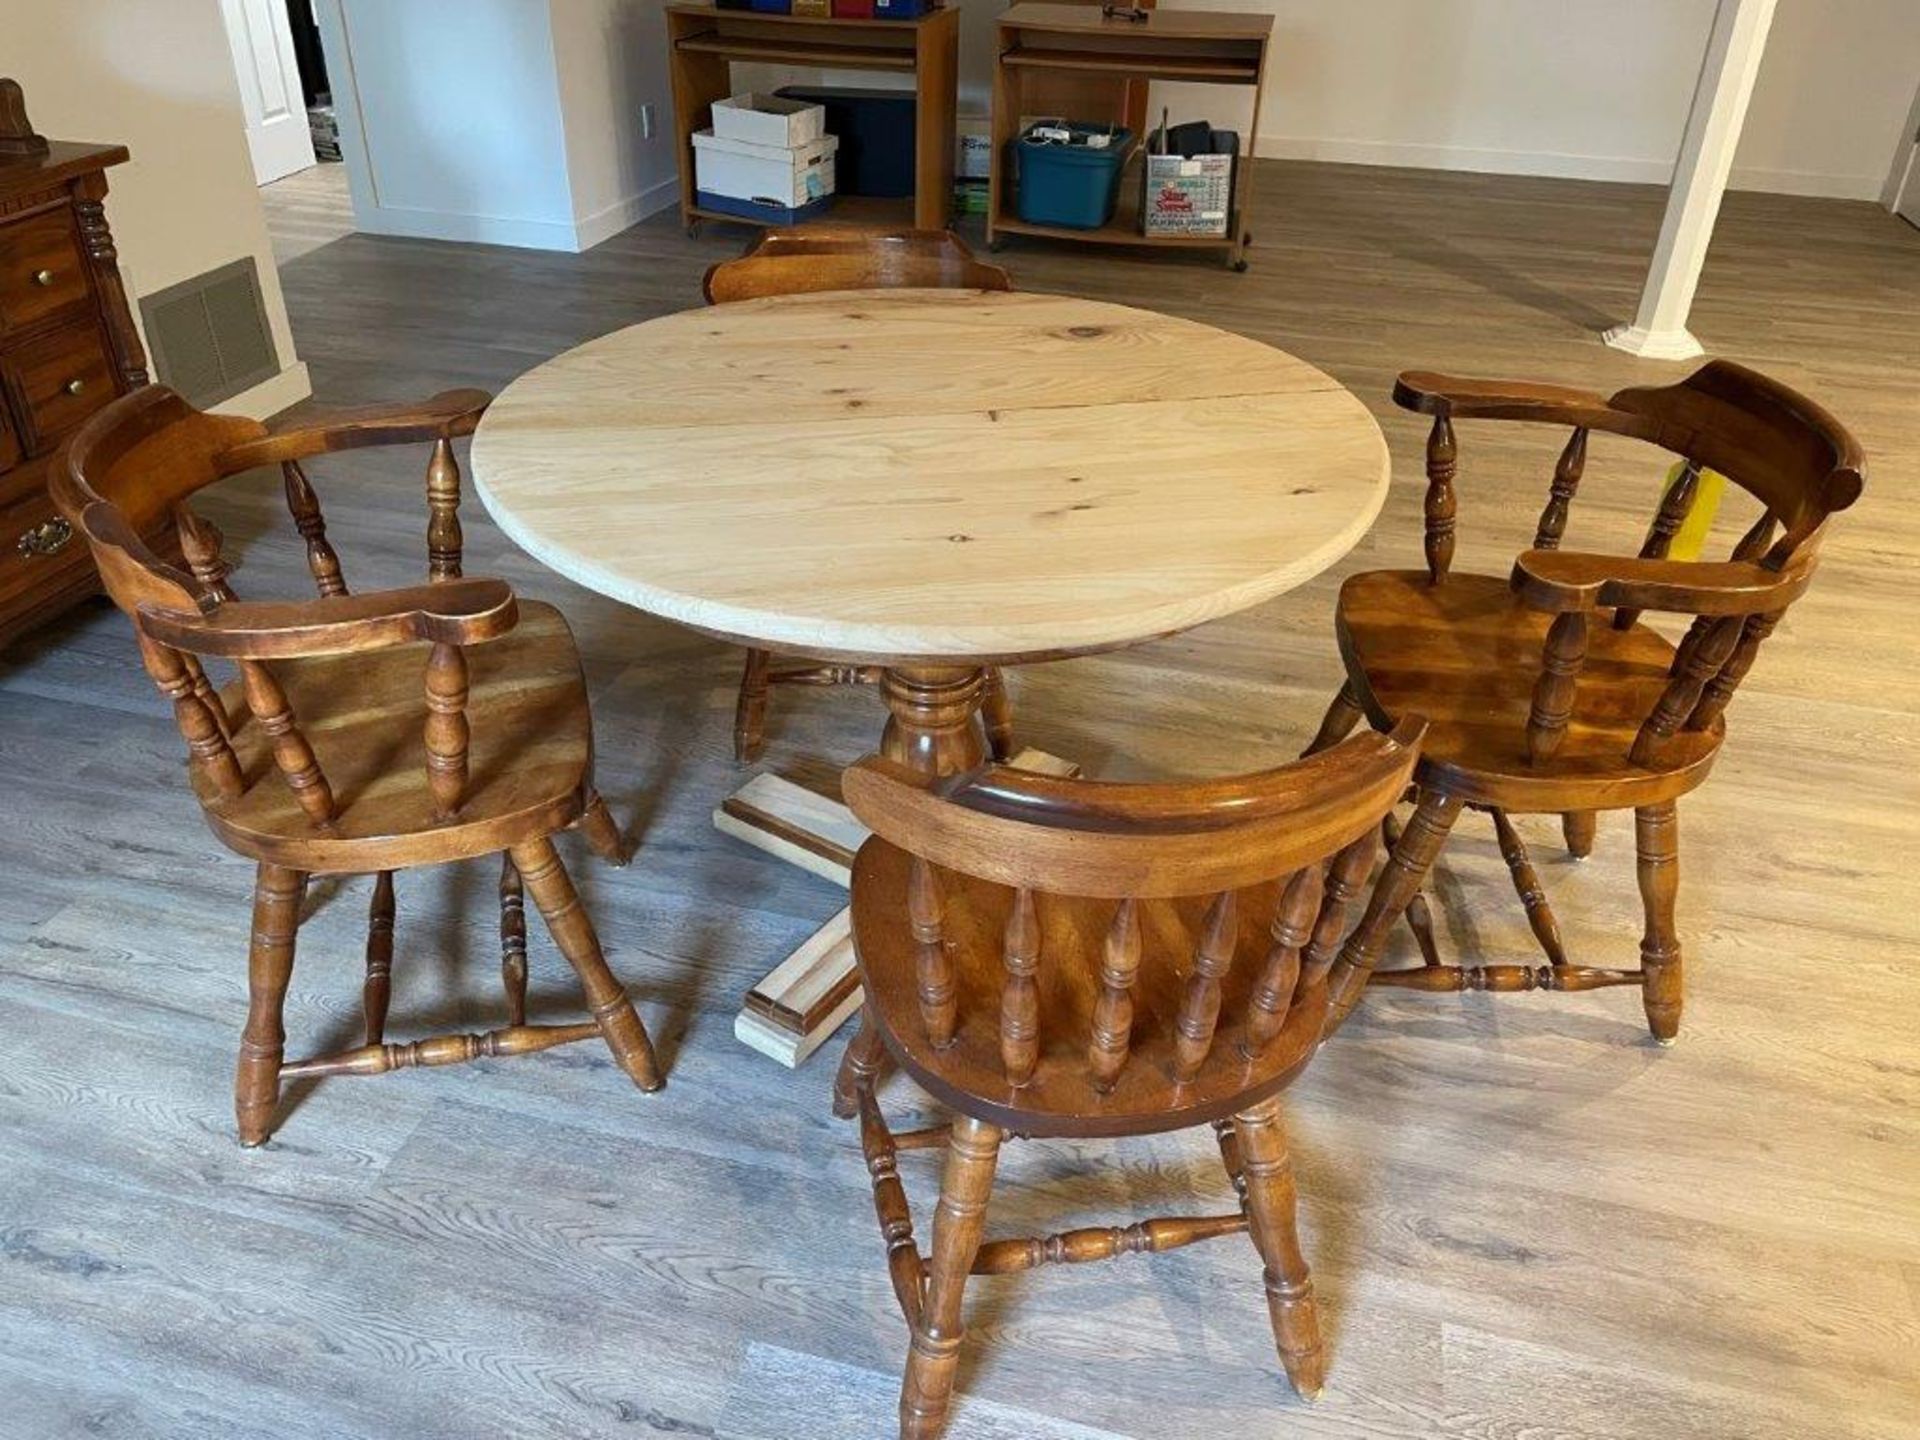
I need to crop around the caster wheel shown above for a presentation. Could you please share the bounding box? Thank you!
[988,237,1007,253]
[1231,259,1249,273]
[686,220,702,239]
[1242,230,1254,247]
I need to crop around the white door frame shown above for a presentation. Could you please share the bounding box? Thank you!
[221,0,318,186]
[1880,76,1920,222]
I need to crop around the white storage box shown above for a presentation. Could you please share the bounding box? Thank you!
[693,130,839,208]
[1142,150,1233,238]
[956,117,991,180]
[711,93,826,149]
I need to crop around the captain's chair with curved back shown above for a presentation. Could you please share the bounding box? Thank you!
[702,225,1018,766]
[1307,360,1863,1042]
[837,718,1425,1440]
[50,385,663,1146]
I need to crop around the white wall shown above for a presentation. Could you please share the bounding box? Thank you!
[551,0,681,248]
[5,0,309,417]
[319,0,576,248]
[319,0,678,251]
[988,0,1920,200]
[1737,0,1920,198]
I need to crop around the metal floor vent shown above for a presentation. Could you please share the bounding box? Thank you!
[140,257,278,408]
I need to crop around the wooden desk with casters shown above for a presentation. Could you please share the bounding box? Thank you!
[469,287,1391,1068]
[664,2,959,233]
[988,3,1273,269]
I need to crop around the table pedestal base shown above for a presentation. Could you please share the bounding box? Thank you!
[718,664,1074,1066]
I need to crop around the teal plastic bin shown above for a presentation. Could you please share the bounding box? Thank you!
[1014,124,1134,229]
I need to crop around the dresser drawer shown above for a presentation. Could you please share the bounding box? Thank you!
[0,487,90,620]
[2,321,116,450]
[0,208,90,334]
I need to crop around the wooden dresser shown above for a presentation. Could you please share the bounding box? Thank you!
[0,79,153,653]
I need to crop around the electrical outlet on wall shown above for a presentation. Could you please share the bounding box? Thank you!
[640,103,656,140]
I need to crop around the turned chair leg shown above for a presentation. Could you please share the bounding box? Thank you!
[832,1005,891,1120]
[1302,680,1365,757]
[980,667,1015,762]
[576,792,630,867]
[899,1115,1001,1440]
[499,854,529,1027]
[734,647,772,764]
[236,863,304,1147]
[1635,801,1683,1045]
[364,871,395,1045]
[509,836,663,1091]
[1382,811,1443,968]
[1233,1097,1325,1400]
[1325,791,1464,1032]
[1563,810,1597,858]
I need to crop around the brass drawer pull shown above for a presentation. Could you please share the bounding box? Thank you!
[63,378,85,396]
[16,518,73,558]
[31,268,54,287]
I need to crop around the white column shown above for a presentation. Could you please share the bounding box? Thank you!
[1603,0,1778,361]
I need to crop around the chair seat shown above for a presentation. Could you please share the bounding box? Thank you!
[195,601,594,872]
[850,839,1325,1139]
[1335,570,1722,810]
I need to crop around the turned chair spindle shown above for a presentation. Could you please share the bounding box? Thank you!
[838,718,1424,1437]
[1173,891,1236,1082]
[52,384,661,1145]
[423,641,470,818]
[910,855,956,1049]
[1244,868,1320,1057]
[1087,898,1140,1091]
[1317,361,1861,1040]
[240,658,336,828]
[1614,458,1700,630]
[426,436,463,581]
[1422,413,1457,583]
[282,460,347,596]
[999,887,1040,1086]
[1532,427,1588,551]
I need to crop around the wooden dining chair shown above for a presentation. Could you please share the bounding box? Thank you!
[1307,360,1863,1043]
[702,226,1017,765]
[51,385,663,1146]
[838,718,1425,1438]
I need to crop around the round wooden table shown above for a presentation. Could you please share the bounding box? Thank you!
[471,288,1389,1063]
[472,288,1389,774]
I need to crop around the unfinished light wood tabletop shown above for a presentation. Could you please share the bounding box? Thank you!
[470,287,1390,1064]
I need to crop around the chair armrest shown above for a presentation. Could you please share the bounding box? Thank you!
[1511,550,1813,618]
[217,388,492,472]
[1394,370,1616,425]
[138,578,517,659]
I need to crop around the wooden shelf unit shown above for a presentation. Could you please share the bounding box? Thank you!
[989,3,1273,269]
[665,3,958,233]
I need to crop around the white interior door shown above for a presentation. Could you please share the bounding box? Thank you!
[221,0,317,185]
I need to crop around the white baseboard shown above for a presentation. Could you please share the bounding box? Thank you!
[1252,133,1674,185]
[349,202,593,253]
[214,362,313,421]
[350,174,680,254]
[1725,164,1888,200]
[1252,133,1887,200]
[575,176,681,250]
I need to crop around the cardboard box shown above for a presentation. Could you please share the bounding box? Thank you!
[710,94,826,149]
[693,130,839,208]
